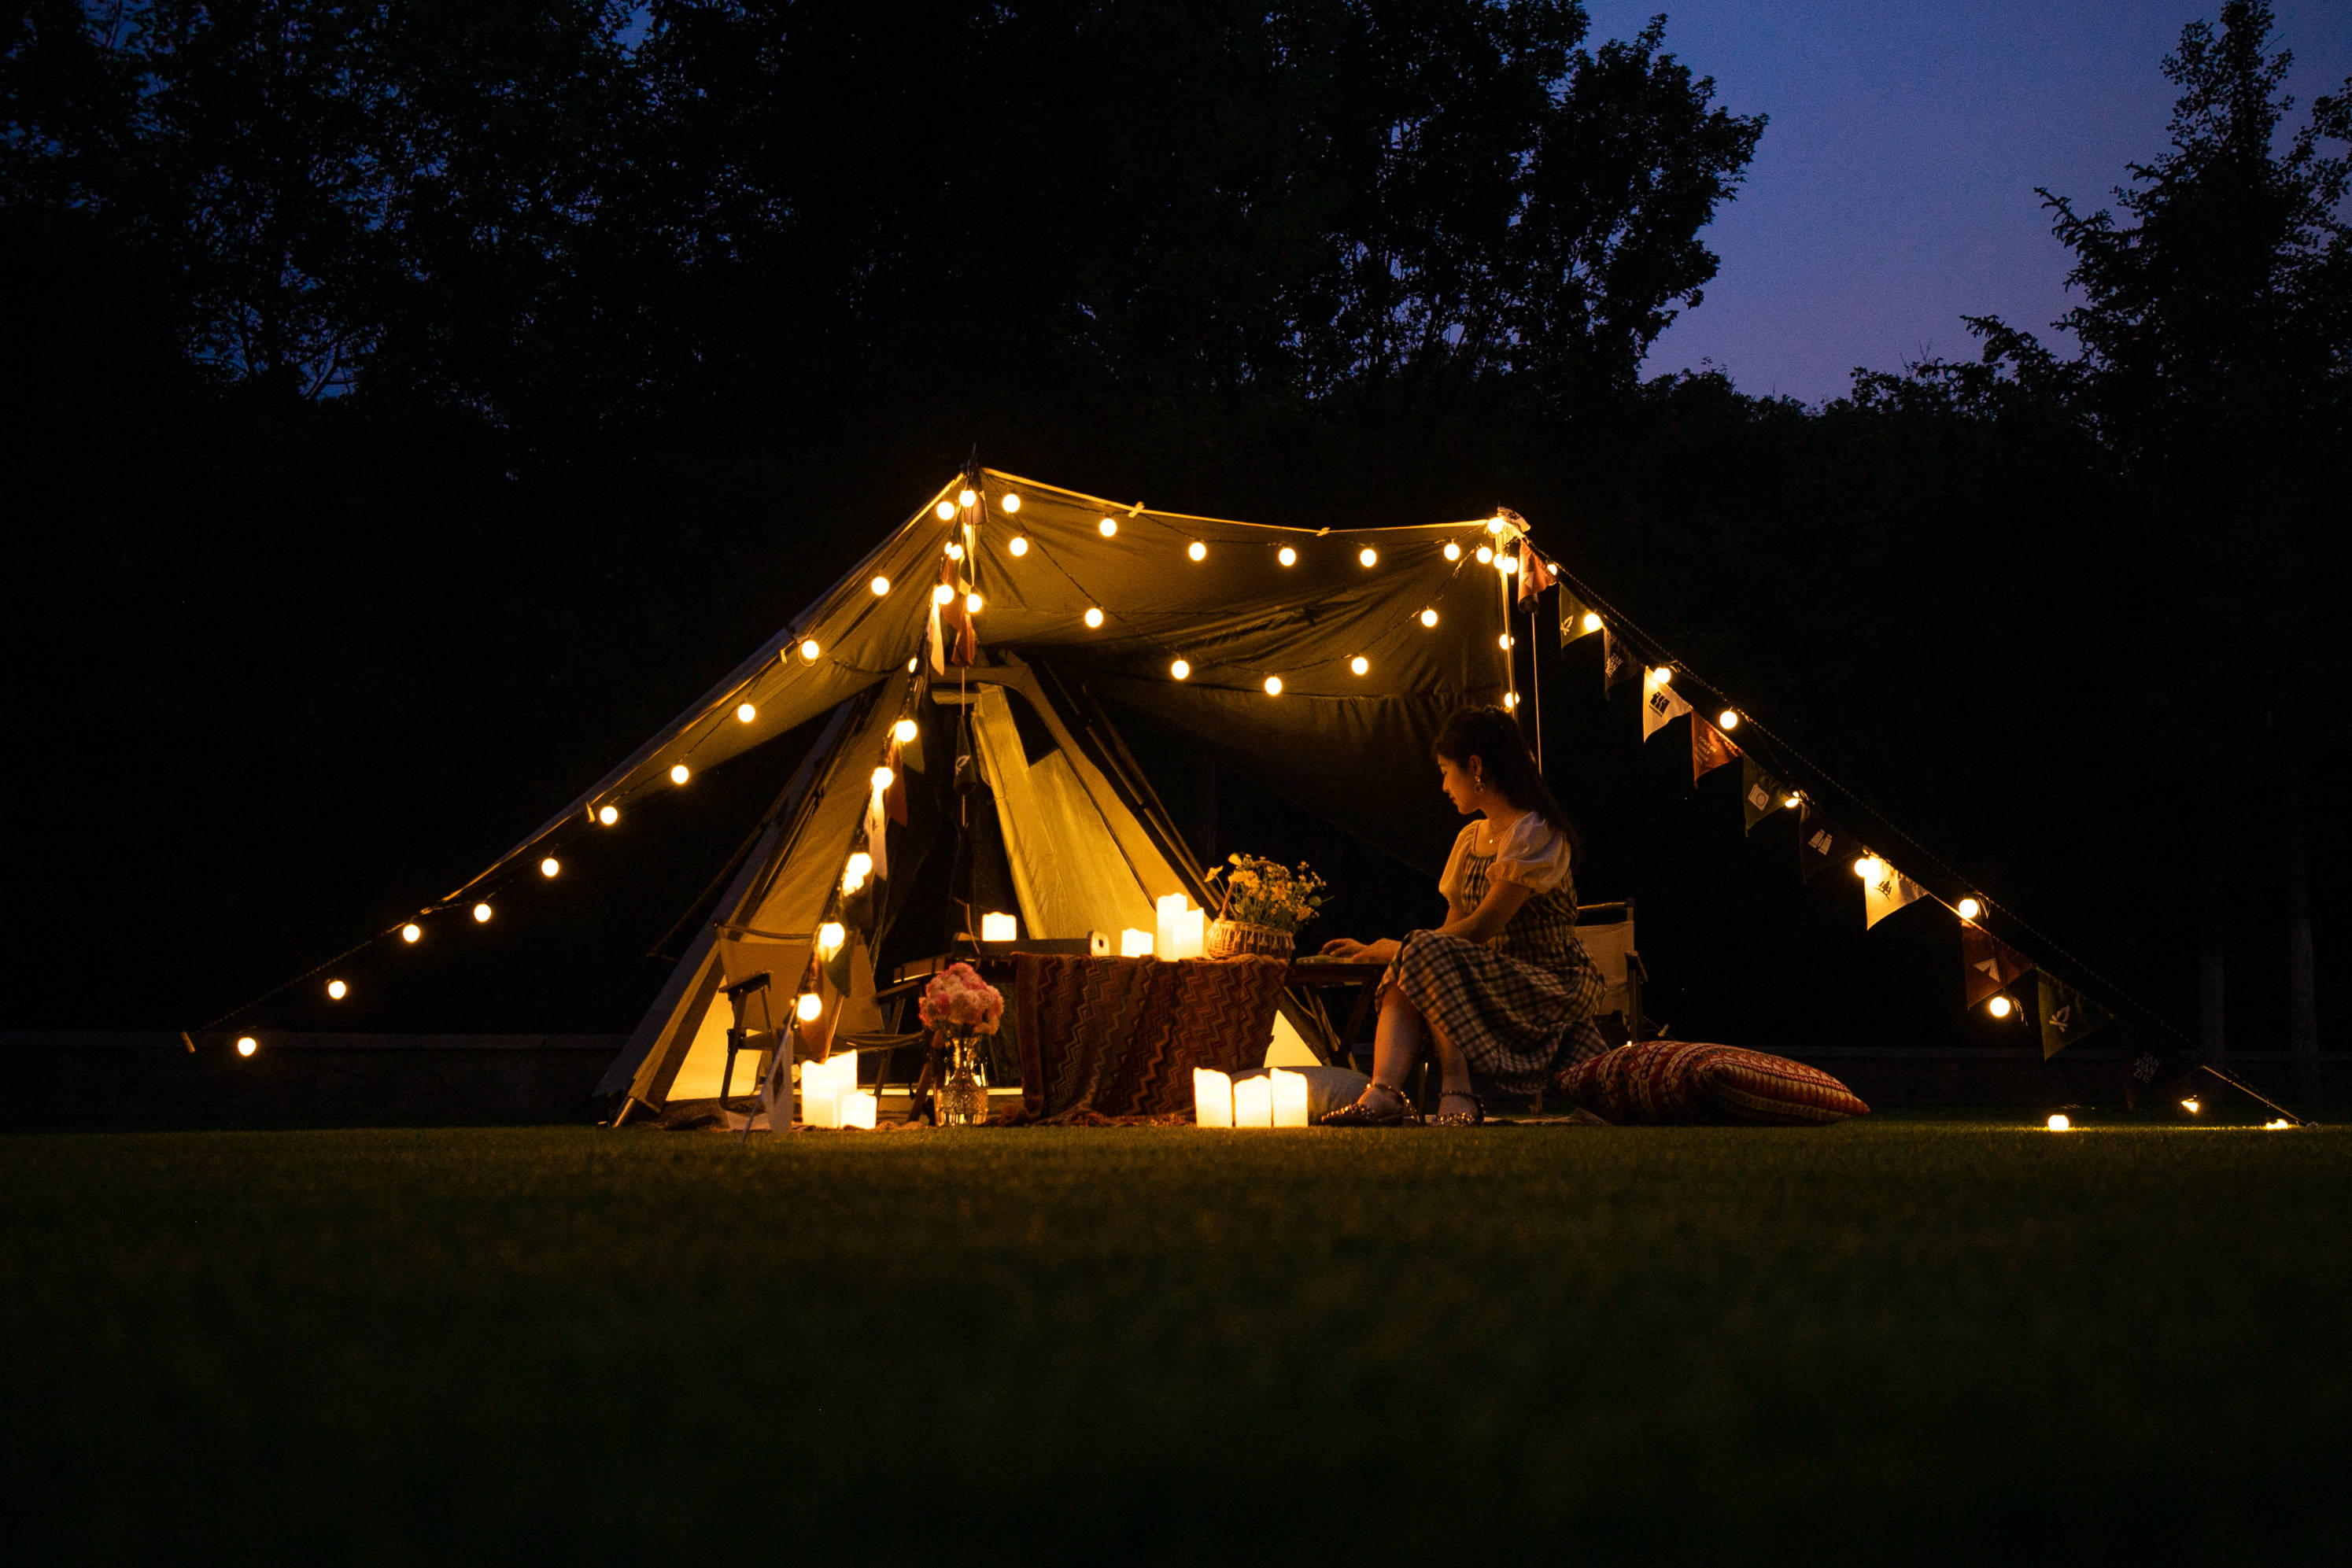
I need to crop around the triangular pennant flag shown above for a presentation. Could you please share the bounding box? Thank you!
[862,790,890,882]
[927,600,946,675]
[1740,756,1789,835]
[1797,801,1856,883]
[936,558,977,666]
[1959,923,2033,1008]
[2120,1030,2203,1109]
[1640,668,1692,740]
[2038,974,2116,1059]
[1862,858,1926,929]
[1692,718,1741,784]
[1560,590,1600,647]
[1601,629,1634,693]
[1516,540,1556,605]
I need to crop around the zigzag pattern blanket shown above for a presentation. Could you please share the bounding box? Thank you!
[1013,954,1292,1121]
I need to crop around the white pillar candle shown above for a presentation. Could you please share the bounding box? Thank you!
[841,1090,878,1130]
[1269,1068,1309,1127]
[1155,893,1189,960]
[1232,1074,1273,1127]
[800,1059,840,1128]
[980,911,1017,943]
[1121,928,1155,957]
[1193,1068,1234,1127]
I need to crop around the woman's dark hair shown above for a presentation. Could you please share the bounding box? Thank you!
[1431,705,1582,868]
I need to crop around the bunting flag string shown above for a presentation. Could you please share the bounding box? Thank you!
[1640,667,1692,740]
[1960,923,2034,1008]
[1796,801,1858,884]
[1559,588,1600,646]
[1601,627,1634,692]
[1862,858,1927,929]
[2037,974,2115,1060]
[1691,718,1740,784]
[1739,756,1789,836]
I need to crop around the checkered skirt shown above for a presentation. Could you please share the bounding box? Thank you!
[1385,850,1610,1096]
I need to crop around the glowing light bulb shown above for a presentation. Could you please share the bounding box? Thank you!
[933,583,954,605]
[1651,666,1673,684]
[1169,659,1191,680]
[1487,518,1508,534]
[1853,855,1882,880]
[1783,793,1802,809]
[799,638,821,661]
[965,592,982,614]
[1358,547,1378,567]
[846,851,873,881]
[1988,995,2013,1018]
[540,856,560,878]
[872,766,895,792]
[1000,493,1020,513]
[1504,692,1519,710]
[1581,611,1602,633]
[1350,655,1368,675]
[1009,535,1028,556]
[1098,517,1118,537]
[893,718,918,743]
[2181,1098,2201,1114]
[1499,554,1519,574]
[1188,540,1207,562]
[1264,676,1283,696]
[1499,633,1514,650]
[1278,546,1297,566]
[1718,710,1739,730]
[796,992,823,1022]
[473,902,493,923]
[936,500,957,521]
[670,763,690,784]
[327,979,347,1000]
[870,576,890,596]
[1445,542,1462,561]
[958,488,977,509]
[401,923,421,943]
[2046,1113,2070,1131]
[1419,609,1438,628]
[236,1036,257,1057]
[944,541,964,561]
[736,702,757,722]
[1956,897,1983,921]
[1476,545,1494,564]
[598,805,618,826]
[817,921,845,956]
[2265,1119,2293,1129]
[1084,607,1104,628]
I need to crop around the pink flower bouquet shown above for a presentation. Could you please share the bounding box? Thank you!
[918,961,1004,1035]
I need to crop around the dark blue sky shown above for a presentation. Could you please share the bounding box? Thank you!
[1582,2,2352,404]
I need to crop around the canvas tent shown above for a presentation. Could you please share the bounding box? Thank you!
[445,470,1521,1116]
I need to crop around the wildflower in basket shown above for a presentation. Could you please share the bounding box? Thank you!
[1204,854,1327,934]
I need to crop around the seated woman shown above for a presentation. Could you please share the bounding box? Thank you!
[1320,705,1608,1126]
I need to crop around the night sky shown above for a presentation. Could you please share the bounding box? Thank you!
[1586,1,2352,403]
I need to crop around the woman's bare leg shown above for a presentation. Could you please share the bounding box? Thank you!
[1370,986,1427,1091]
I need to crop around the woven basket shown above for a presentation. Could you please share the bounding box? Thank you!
[1206,917,1294,960]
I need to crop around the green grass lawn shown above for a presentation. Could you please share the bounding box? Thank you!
[4,1114,2345,1562]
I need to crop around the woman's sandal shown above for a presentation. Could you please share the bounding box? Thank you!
[1320,1083,1421,1126]
[1430,1088,1485,1127]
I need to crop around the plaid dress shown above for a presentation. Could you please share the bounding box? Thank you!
[1384,821,1609,1096]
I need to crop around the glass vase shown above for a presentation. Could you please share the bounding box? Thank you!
[937,1034,989,1127]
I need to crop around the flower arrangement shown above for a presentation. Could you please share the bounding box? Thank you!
[918,961,1004,1035]
[1205,854,1327,935]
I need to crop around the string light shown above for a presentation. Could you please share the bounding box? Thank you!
[1718,710,1739,731]
[1419,609,1438,628]
[945,542,964,561]
[1581,611,1602,633]
[1476,545,1494,564]
[670,763,690,784]
[1358,547,1378,567]
[843,851,873,895]
[540,857,561,878]
[872,766,895,792]
[1988,995,2013,1018]
[1853,855,1883,880]
[2046,1113,2070,1131]
[2181,1098,2201,1114]
[1350,656,1368,675]
[1188,540,1207,562]
[817,921,845,957]
[1499,634,1513,649]
[1499,555,1519,575]
[236,1036,257,1057]
[936,500,956,522]
[1445,542,1462,561]
[598,805,618,826]
[401,923,421,943]
[1651,666,1673,684]
[1170,659,1191,680]
[1486,518,1508,535]
[965,592,983,614]
[327,979,347,1000]
[932,583,954,606]
[870,576,890,596]
[1783,792,1802,809]
[1504,692,1519,709]
[958,488,977,509]
[796,992,823,1022]
[2265,1119,2294,1130]
[1956,897,1983,921]
[1098,518,1118,537]
[893,718,918,743]
[799,638,821,661]
[1009,536,1028,556]
[736,702,757,722]
[1264,676,1283,696]
[1084,607,1104,628]
[1279,546,1297,566]
[473,902,493,923]
[1000,493,1020,513]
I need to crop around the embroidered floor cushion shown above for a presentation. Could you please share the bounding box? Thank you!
[1559,1041,1870,1126]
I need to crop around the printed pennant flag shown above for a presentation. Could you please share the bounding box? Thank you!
[1516,540,1557,605]
[1862,858,1926,929]
[1959,923,2033,1008]
[2121,1033,2203,1109]
[2038,974,2116,1059]
[1797,801,1857,884]
[1640,668,1693,740]
[1740,756,1789,835]
[1691,718,1741,784]
[1601,629,1635,692]
[1560,590,1601,647]
[862,790,891,882]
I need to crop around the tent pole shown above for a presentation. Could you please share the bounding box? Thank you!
[1529,598,1544,771]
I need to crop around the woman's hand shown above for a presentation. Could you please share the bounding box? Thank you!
[1320,936,1398,962]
